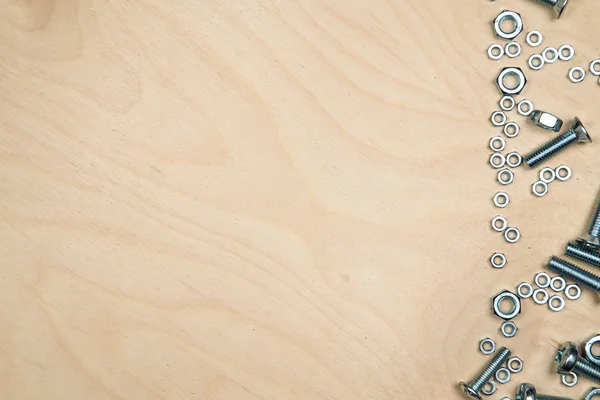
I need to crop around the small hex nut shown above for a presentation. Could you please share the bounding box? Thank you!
[529,110,564,132]
[492,290,521,320]
[480,337,496,355]
[496,67,527,96]
[584,388,600,400]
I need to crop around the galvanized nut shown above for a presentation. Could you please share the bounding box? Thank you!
[494,10,523,41]
[529,110,563,132]
[497,67,527,95]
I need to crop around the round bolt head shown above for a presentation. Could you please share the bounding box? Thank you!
[516,383,536,400]
[459,382,482,400]
[556,341,579,374]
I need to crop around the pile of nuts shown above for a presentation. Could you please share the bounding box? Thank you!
[461,2,600,399]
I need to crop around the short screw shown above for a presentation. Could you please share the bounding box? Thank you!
[516,382,573,400]
[528,0,569,18]
[547,256,600,293]
[576,190,600,250]
[459,347,511,399]
[565,242,600,269]
[556,342,600,384]
[524,117,591,168]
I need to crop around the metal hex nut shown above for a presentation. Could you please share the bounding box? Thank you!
[529,110,564,132]
[492,290,521,320]
[494,10,523,40]
[496,67,527,96]
[584,388,600,400]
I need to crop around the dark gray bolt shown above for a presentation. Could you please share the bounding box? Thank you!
[459,347,511,399]
[516,383,573,400]
[576,190,600,250]
[566,242,600,269]
[556,342,600,384]
[524,117,591,168]
[527,0,569,18]
[547,256,600,293]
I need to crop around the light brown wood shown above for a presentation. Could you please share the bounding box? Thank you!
[2,0,600,398]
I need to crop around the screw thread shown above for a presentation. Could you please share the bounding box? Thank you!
[547,256,600,293]
[469,347,511,391]
[528,0,558,8]
[574,358,600,384]
[537,395,573,400]
[566,243,600,269]
[588,199,600,237]
[525,130,578,168]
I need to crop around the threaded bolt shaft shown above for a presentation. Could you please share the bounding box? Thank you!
[573,358,600,384]
[525,130,578,168]
[537,395,573,400]
[547,256,600,293]
[525,117,591,168]
[566,242,600,269]
[461,347,511,397]
[588,199,600,238]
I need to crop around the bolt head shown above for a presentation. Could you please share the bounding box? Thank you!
[570,117,592,143]
[459,382,482,400]
[576,236,600,250]
[556,342,579,374]
[555,0,569,18]
[516,383,536,400]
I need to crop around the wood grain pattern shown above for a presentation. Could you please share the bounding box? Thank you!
[2,0,600,398]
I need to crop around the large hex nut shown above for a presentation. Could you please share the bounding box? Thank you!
[496,67,527,96]
[492,290,521,320]
[529,110,563,132]
[494,10,523,40]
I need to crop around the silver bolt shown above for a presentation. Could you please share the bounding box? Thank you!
[576,190,600,249]
[565,242,600,269]
[547,256,600,293]
[556,342,600,384]
[524,117,591,168]
[527,0,569,18]
[460,347,511,399]
[516,383,573,400]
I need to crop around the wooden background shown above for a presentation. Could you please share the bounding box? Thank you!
[2,0,600,399]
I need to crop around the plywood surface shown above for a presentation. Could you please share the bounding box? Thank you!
[2,1,600,399]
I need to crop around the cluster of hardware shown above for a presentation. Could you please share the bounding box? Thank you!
[532,165,572,197]
[488,10,600,84]
[462,3,600,399]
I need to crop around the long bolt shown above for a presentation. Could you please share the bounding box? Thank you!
[527,0,569,18]
[460,347,511,399]
[576,190,600,249]
[524,117,591,168]
[516,383,573,400]
[565,242,600,269]
[547,256,600,293]
[556,342,600,384]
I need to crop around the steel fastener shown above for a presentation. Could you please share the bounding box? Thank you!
[547,256,600,294]
[565,242,600,269]
[556,341,600,384]
[530,110,563,132]
[576,190,600,249]
[526,0,569,18]
[460,347,511,399]
[515,382,573,400]
[524,117,592,168]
